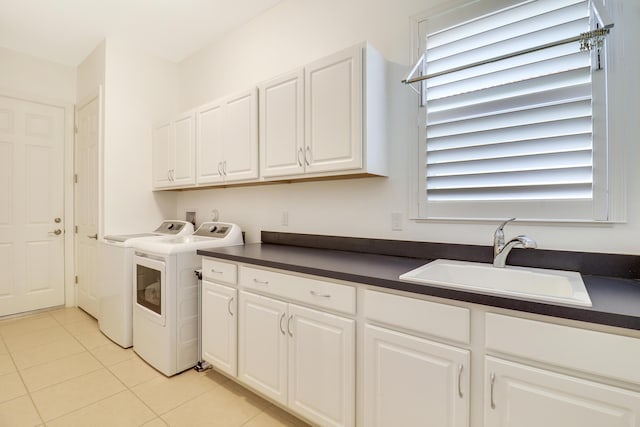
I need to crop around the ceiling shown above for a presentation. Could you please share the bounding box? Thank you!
[0,0,282,66]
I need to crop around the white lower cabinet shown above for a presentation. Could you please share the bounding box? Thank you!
[363,324,470,427]
[238,290,355,427]
[201,280,237,376]
[200,257,640,427]
[485,356,640,427]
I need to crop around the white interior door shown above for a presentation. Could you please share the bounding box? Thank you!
[75,94,100,318]
[0,95,65,316]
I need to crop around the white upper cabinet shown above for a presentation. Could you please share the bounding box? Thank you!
[155,41,386,190]
[223,90,259,182]
[197,89,259,185]
[305,45,363,174]
[152,122,172,188]
[259,69,305,178]
[195,102,224,184]
[152,112,196,189]
[259,42,388,180]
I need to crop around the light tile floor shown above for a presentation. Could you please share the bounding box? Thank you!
[0,307,310,427]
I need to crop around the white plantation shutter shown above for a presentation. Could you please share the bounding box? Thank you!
[418,0,609,221]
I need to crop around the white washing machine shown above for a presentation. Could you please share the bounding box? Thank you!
[132,222,243,376]
[98,220,194,348]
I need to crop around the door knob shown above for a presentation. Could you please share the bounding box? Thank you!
[49,229,62,236]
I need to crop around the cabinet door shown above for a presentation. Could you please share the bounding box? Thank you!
[201,281,237,376]
[238,291,288,405]
[305,45,362,174]
[196,102,225,184]
[152,122,171,188]
[171,112,196,186]
[223,89,259,182]
[288,304,355,427]
[259,69,305,178]
[363,324,470,427]
[485,356,640,427]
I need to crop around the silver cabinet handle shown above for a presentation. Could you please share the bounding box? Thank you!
[210,269,223,274]
[217,162,223,176]
[310,290,331,298]
[297,147,303,167]
[48,229,62,236]
[304,146,311,166]
[227,297,234,316]
[279,313,286,335]
[490,372,496,409]
[458,364,464,398]
[287,315,293,337]
[253,278,269,285]
[87,233,98,239]
[223,160,227,176]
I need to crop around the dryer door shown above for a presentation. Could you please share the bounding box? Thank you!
[133,253,166,326]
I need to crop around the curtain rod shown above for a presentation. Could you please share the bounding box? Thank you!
[402,26,612,86]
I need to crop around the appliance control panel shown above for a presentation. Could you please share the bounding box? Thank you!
[153,220,191,235]
[193,222,234,238]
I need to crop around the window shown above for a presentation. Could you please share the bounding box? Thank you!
[409,0,615,222]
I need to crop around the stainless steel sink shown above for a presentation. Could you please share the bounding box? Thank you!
[399,259,592,307]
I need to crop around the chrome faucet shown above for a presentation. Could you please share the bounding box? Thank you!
[493,218,537,268]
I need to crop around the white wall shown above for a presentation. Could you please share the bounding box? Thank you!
[0,46,76,103]
[76,41,105,104]
[101,39,179,234]
[175,0,640,255]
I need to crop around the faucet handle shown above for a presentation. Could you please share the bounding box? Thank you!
[494,218,516,255]
[496,217,516,232]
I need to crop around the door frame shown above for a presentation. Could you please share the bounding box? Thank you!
[0,86,75,309]
[74,86,104,309]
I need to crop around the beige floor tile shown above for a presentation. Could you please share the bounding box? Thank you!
[0,352,16,375]
[73,328,114,350]
[11,336,85,370]
[30,368,125,421]
[0,395,42,427]
[140,417,169,427]
[62,317,99,337]
[0,314,58,339]
[20,351,102,392]
[243,405,311,427]
[0,372,27,404]
[108,356,163,388]
[46,390,155,427]
[2,325,73,354]
[90,341,135,366]
[161,380,271,427]
[49,307,94,325]
[132,368,218,414]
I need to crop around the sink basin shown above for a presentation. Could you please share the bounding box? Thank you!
[399,259,592,307]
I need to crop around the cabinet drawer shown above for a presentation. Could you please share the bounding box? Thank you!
[363,289,470,345]
[239,266,356,315]
[202,258,237,285]
[486,313,640,385]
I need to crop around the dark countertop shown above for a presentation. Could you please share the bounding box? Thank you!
[198,243,640,331]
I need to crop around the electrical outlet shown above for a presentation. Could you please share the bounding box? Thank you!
[391,212,403,231]
[282,211,289,226]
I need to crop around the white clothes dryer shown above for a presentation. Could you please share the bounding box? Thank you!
[98,220,194,348]
[132,222,243,376]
